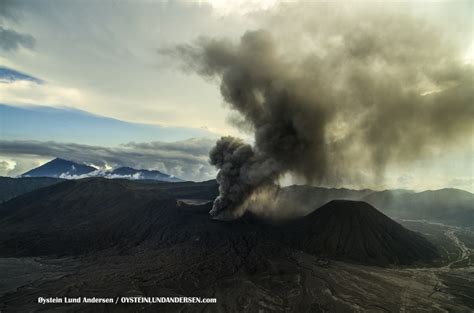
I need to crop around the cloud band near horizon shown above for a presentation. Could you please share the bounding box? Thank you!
[0,138,217,182]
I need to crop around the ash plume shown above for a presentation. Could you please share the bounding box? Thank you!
[209,137,281,218]
[168,3,473,219]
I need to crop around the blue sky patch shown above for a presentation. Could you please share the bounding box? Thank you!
[0,104,214,146]
[0,66,43,84]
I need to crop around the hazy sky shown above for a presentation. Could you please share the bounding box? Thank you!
[0,0,472,191]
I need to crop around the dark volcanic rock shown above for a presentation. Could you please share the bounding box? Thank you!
[283,200,439,265]
[0,179,438,266]
[0,180,466,313]
[0,178,218,257]
[0,176,63,202]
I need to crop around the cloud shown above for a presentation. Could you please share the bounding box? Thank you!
[123,137,215,157]
[0,159,16,172]
[0,103,216,146]
[0,0,255,135]
[0,155,50,177]
[171,2,473,185]
[1,0,472,194]
[397,175,414,185]
[0,138,217,181]
[0,26,35,51]
[0,1,35,52]
[448,178,474,189]
[56,170,145,180]
[167,2,474,215]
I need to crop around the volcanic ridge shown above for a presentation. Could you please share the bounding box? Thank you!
[0,178,438,265]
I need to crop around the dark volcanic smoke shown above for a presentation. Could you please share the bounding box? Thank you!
[169,4,473,219]
[209,137,281,218]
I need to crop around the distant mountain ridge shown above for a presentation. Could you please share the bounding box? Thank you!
[21,158,182,182]
[275,185,473,227]
[5,167,472,227]
[0,178,438,265]
[362,188,474,227]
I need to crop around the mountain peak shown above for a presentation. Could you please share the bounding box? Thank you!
[51,157,71,162]
[323,199,373,211]
[21,158,96,178]
[43,157,83,165]
[285,199,439,265]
